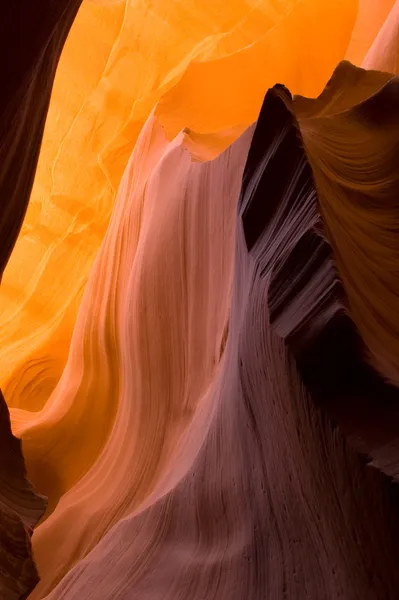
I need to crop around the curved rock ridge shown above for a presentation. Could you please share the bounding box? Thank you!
[0,0,83,275]
[0,0,358,420]
[21,115,255,599]
[2,3,399,599]
[296,61,399,388]
[292,61,399,478]
[32,82,399,600]
[0,1,83,597]
[246,61,399,483]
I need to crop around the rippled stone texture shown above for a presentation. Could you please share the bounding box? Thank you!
[295,61,399,478]
[0,0,83,597]
[35,75,399,600]
[2,2,399,599]
[0,0,358,420]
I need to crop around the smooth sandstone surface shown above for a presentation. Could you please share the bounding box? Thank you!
[27,64,399,599]
[38,80,399,600]
[1,2,399,599]
[1,0,357,416]
[0,1,82,597]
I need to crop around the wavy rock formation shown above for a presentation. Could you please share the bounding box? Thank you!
[1,2,399,599]
[0,0,357,419]
[38,78,399,600]
[0,0,83,597]
[294,61,399,478]
[23,113,254,599]
[0,0,82,274]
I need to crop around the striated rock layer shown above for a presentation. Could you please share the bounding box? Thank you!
[295,61,399,478]
[36,78,399,600]
[0,0,358,419]
[1,2,399,599]
[23,113,255,599]
[0,0,83,597]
